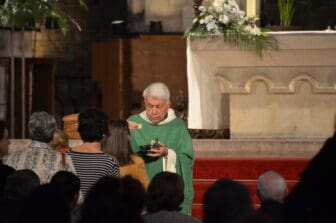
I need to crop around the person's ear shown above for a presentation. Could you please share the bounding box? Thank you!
[167,100,171,108]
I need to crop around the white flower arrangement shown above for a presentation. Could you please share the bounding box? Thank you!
[184,0,277,57]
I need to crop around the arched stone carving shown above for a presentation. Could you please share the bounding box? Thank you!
[216,74,336,94]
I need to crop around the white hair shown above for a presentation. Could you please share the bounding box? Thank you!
[143,82,170,100]
[257,171,287,202]
[29,111,57,143]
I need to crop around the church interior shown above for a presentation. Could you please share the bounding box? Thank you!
[1,0,336,220]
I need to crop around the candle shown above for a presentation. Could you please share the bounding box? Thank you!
[246,0,257,17]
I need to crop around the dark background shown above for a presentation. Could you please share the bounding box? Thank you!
[260,0,336,29]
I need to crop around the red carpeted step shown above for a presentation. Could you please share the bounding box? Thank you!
[192,205,203,220]
[191,157,311,220]
[193,157,310,180]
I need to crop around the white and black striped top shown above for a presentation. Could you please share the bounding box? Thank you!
[67,150,120,197]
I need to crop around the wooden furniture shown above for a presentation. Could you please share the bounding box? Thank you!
[62,113,80,139]
[2,58,56,138]
[91,35,188,120]
[91,39,131,120]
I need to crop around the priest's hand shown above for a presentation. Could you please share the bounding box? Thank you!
[128,121,142,131]
[147,143,168,158]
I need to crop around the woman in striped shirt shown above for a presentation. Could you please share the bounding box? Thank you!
[67,108,119,197]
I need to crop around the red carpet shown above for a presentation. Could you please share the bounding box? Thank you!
[191,157,311,220]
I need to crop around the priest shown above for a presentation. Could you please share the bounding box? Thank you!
[128,82,194,215]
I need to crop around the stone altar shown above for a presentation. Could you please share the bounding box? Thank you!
[187,31,336,139]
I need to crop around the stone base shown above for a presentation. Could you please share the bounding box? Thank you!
[193,139,324,158]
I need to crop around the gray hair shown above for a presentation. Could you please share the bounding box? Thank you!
[257,171,287,202]
[143,82,170,100]
[29,111,57,143]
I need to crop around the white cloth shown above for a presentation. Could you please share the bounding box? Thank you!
[162,148,177,172]
[187,37,224,129]
[140,108,176,125]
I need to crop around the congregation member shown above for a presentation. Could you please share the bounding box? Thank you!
[0,120,10,158]
[203,178,255,223]
[256,171,287,223]
[128,82,194,214]
[144,171,201,223]
[284,130,336,223]
[0,120,14,197]
[50,171,81,222]
[102,119,149,189]
[67,108,120,197]
[4,112,76,184]
[21,183,71,223]
[51,171,80,211]
[78,175,146,223]
[0,169,40,223]
[0,165,14,198]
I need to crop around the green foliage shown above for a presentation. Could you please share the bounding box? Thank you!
[0,0,88,35]
[278,0,295,26]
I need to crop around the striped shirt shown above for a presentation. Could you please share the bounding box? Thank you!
[67,150,120,197]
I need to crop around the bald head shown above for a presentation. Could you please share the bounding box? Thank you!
[257,171,288,203]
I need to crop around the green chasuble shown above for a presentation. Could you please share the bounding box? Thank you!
[128,112,194,215]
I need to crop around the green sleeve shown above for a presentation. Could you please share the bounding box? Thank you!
[175,120,195,215]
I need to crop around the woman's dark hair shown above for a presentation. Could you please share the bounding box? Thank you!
[0,120,7,140]
[22,184,71,223]
[0,165,15,197]
[203,178,254,223]
[77,108,109,142]
[50,171,80,205]
[102,120,134,166]
[79,175,146,223]
[4,169,40,200]
[147,171,184,213]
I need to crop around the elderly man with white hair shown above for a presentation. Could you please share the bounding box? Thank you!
[128,82,194,215]
[256,171,288,223]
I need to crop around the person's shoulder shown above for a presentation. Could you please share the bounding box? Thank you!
[173,117,186,124]
[104,153,119,164]
[173,211,201,223]
[127,114,141,121]
[42,148,61,158]
[131,154,145,164]
[4,147,28,161]
[168,117,188,129]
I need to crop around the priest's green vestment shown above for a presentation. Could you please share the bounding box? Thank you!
[128,111,194,215]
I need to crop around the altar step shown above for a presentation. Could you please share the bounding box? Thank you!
[191,157,311,220]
